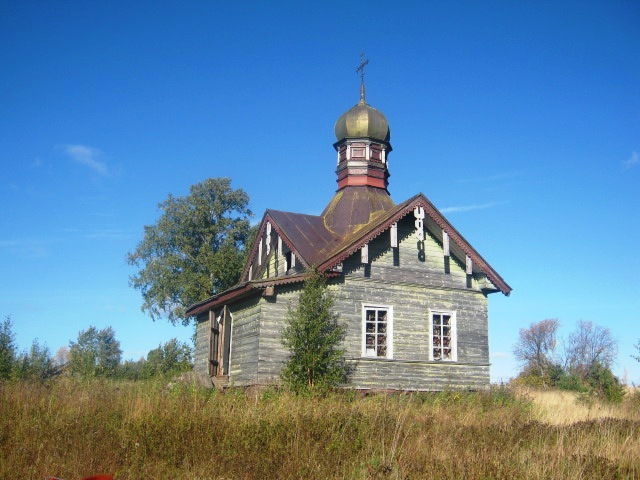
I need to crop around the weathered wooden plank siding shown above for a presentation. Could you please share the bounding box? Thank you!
[259,247,292,280]
[333,279,487,352]
[344,219,476,291]
[332,215,491,389]
[256,286,302,385]
[227,297,261,386]
[260,249,278,279]
[194,312,210,377]
[195,214,491,390]
[347,360,489,391]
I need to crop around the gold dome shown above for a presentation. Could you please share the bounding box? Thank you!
[334,97,390,142]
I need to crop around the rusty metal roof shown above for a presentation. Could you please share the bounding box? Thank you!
[322,186,396,236]
[317,193,512,296]
[258,189,511,296]
[265,210,338,267]
[187,187,511,316]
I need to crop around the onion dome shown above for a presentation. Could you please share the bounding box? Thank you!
[334,86,390,143]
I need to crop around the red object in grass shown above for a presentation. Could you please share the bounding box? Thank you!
[45,476,113,480]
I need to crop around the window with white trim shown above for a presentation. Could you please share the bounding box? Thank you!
[362,305,393,358]
[430,311,457,361]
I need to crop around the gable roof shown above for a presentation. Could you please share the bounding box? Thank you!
[187,189,511,317]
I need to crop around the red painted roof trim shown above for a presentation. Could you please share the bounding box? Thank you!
[318,193,512,296]
[231,193,511,300]
[186,272,342,316]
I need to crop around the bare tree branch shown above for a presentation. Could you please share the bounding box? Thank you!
[565,320,617,378]
[513,319,559,378]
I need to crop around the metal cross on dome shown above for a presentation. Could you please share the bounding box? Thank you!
[356,53,369,84]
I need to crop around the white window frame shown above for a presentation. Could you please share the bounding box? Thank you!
[429,310,457,362]
[361,304,393,359]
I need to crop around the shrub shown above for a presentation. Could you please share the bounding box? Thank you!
[12,339,55,381]
[512,363,558,388]
[280,270,348,394]
[586,362,625,404]
[555,371,589,393]
[142,338,192,378]
[117,358,146,380]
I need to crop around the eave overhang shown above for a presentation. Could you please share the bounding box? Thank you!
[186,283,258,317]
[231,192,511,301]
[186,273,332,317]
[318,193,512,296]
[239,210,320,283]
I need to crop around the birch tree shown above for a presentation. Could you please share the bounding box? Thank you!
[127,178,252,325]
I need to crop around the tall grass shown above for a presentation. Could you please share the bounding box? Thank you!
[1,380,639,479]
[518,387,640,425]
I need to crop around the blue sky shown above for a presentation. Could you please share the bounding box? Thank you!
[1,1,639,383]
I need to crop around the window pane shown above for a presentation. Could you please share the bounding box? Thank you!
[431,312,454,362]
[364,306,390,357]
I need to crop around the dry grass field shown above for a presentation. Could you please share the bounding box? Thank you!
[1,379,639,479]
[518,387,640,425]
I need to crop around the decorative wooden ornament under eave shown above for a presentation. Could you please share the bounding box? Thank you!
[317,193,512,296]
[361,243,369,264]
[390,222,398,247]
[239,211,310,284]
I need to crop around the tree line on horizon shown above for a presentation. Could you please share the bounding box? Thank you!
[124,176,640,395]
[512,318,640,402]
[5,177,640,394]
[0,315,192,382]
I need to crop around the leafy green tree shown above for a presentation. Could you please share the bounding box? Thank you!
[69,326,122,378]
[142,338,193,378]
[0,315,17,380]
[281,270,348,393]
[632,339,640,363]
[127,178,252,325]
[118,357,146,380]
[13,339,55,381]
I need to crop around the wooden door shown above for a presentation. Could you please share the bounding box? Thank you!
[209,306,231,377]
